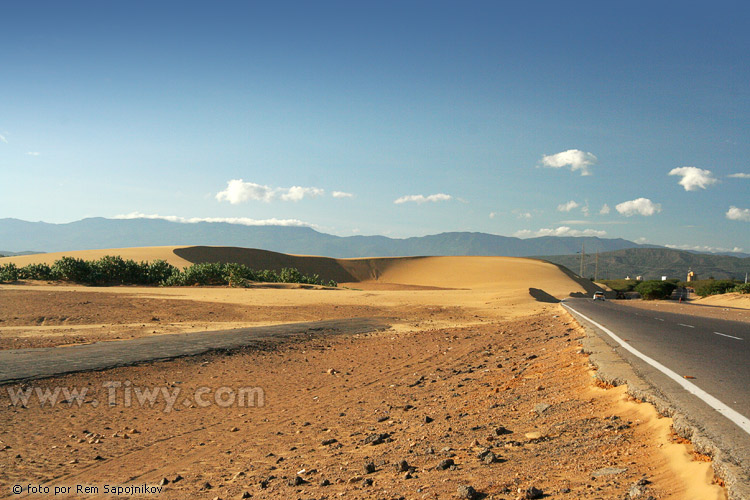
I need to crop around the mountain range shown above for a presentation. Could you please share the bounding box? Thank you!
[0,217,657,258]
[539,248,750,281]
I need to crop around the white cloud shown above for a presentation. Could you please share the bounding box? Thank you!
[216,180,275,203]
[332,191,354,199]
[540,149,598,176]
[615,198,661,217]
[489,212,497,219]
[113,212,315,227]
[665,243,745,254]
[26,152,40,156]
[517,211,532,219]
[394,193,453,204]
[728,173,750,179]
[668,166,718,191]
[279,186,324,201]
[0,134,7,144]
[514,226,607,238]
[599,204,610,215]
[215,179,324,204]
[557,200,579,212]
[726,206,750,222]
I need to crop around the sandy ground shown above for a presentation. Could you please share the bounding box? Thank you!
[0,247,728,499]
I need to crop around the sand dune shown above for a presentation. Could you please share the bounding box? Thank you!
[2,245,587,298]
[695,292,750,310]
[1,246,195,269]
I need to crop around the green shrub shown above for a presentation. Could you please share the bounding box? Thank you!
[51,257,92,282]
[731,283,750,294]
[18,263,54,280]
[694,280,737,297]
[173,262,227,286]
[7,256,336,288]
[635,280,677,300]
[145,260,178,284]
[599,279,640,293]
[0,263,19,283]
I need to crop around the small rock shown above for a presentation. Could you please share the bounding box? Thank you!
[533,403,550,415]
[321,438,338,446]
[478,449,498,464]
[494,426,511,435]
[592,466,627,477]
[525,486,544,499]
[93,455,105,461]
[377,415,389,422]
[397,459,410,472]
[172,474,183,483]
[201,481,213,490]
[289,475,306,486]
[230,427,239,432]
[364,462,376,474]
[348,476,363,483]
[457,484,479,500]
[436,458,455,470]
[424,415,434,423]
[363,433,390,445]
[319,478,330,487]
[240,492,251,499]
[363,478,373,486]
[628,478,652,499]
[158,478,169,486]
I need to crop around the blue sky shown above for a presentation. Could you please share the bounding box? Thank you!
[1,1,749,252]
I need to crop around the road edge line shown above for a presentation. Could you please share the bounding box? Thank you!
[561,301,750,500]
[561,302,750,435]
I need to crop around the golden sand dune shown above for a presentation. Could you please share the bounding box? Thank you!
[694,292,750,310]
[2,245,589,298]
[1,246,195,269]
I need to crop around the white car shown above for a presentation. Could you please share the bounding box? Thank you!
[593,291,606,301]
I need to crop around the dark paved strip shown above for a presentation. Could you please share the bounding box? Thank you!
[0,317,388,383]
[564,298,750,418]
[563,298,750,498]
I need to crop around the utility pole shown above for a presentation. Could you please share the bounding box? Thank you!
[594,251,599,282]
[579,241,585,277]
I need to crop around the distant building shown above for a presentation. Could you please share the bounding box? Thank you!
[636,275,643,281]
[687,269,696,282]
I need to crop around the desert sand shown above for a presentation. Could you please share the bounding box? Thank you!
[0,247,727,499]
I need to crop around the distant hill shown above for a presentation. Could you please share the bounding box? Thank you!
[538,248,750,281]
[0,250,41,257]
[0,217,656,258]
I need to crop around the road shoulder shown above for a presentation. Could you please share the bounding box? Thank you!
[564,303,750,500]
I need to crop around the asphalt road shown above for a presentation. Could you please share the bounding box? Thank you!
[563,297,750,496]
[564,297,750,421]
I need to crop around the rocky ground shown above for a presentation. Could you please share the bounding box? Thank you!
[0,309,725,499]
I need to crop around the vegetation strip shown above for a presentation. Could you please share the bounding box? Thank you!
[0,255,337,287]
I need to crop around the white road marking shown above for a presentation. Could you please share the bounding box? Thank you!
[678,323,695,328]
[654,318,664,321]
[714,332,743,341]
[562,303,750,436]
